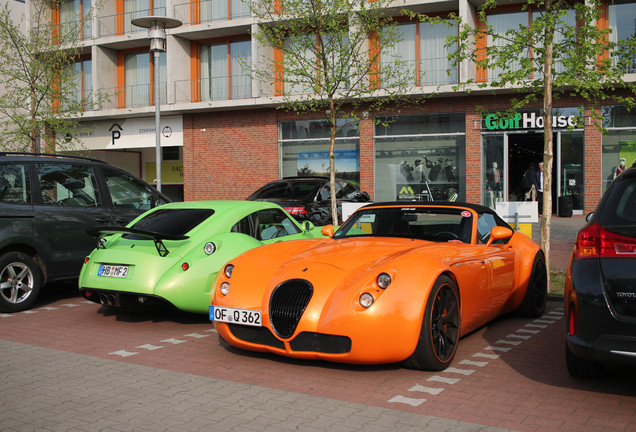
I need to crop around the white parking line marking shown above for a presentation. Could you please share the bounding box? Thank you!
[61,303,80,308]
[459,359,489,367]
[507,334,531,340]
[495,339,522,346]
[473,352,500,359]
[0,314,14,318]
[409,384,445,395]
[525,323,548,329]
[184,333,209,339]
[444,367,475,376]
[427,376,460,385]
[21,310,38,314]
[205,328,218,333]
[517,328,541,334]
[39,307,59,311]
[136,344,164,351]
[161,338,187,344]
[388,395,427,406]
[534,319,555,324]
[109,350,138,357]
[484,345,511,352]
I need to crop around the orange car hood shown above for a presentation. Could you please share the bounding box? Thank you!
[280,237,449,272]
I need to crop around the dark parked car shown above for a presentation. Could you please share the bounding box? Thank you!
[247,177,370,225]
[565,167,636,378]
[0,152,169,312]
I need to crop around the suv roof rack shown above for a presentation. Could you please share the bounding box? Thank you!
[0,152,107,164]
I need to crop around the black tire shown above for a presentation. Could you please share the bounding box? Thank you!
[518,251,547,318]
[404,275,460,371]
[0,252,44,313]
[565,344,604,379]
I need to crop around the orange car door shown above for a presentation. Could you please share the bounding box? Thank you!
[485,243,516,300]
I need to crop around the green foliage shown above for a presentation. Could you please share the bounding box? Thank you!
[249,0,422,224]
[0,1,98,152]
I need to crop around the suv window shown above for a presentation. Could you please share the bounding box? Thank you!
[257,208,301,239]
[599,177,636,237]
[0,163,30,204]
[36,163,100,207]
[103,168,163,211]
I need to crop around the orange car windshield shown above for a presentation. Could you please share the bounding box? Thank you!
[334,207,473,243]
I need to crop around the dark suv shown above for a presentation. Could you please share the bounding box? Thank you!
[565,167,636,377]
[0,152,169,312]
[247,177,370,225]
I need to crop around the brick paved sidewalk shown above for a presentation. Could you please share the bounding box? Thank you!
[0,339,516,432]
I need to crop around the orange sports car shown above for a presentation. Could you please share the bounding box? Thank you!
[210,202,547,371]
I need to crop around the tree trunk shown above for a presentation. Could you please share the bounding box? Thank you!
[328,97,338,226]
[542,0,555,292]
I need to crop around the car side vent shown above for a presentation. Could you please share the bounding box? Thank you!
[269,279,313,339]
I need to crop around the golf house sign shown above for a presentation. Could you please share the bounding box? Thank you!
[483,111,584,131]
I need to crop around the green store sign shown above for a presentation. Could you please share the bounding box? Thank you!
[484,112,581,130]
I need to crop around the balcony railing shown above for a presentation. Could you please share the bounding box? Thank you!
[381,58,458,88]
[35,20,92,42]
[61,90,99,112]
[100,83,168,109]
[98,7,167,38]
[174,75,252,103]
[173,0,250,25]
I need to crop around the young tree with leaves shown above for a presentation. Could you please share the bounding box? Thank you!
[412,0,636,286]
[249,0,420,224]
[0,0,97,152]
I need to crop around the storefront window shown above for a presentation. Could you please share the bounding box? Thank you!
[280,119,360,185]
[374,113,466,202]
[602,105,636,192]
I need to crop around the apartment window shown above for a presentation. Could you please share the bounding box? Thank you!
[185,0,251,24]
[119,50,166,108]
[57,0,92,40]
[63,56,92,111]
[608,0,636,73]
[381,20,457,88]
[120,0,166,34]
[483,8,576,82]
[199,39,251,100]
[278,32,350,96]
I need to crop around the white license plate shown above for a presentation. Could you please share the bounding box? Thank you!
[98,264,129,278]
[209,306,262,327]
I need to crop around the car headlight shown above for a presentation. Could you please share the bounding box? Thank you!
[220,282,230,296]
[377,273,392,289]
[224,264,234,278]
[204,242,216,255]
[359,292,374,308]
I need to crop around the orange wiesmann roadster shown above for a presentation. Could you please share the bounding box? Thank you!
[210,202,547,371]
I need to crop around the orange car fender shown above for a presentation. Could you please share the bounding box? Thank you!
[502,232,543,312]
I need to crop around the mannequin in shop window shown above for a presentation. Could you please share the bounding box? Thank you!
[615,157,627,178]
[487,162,502,202]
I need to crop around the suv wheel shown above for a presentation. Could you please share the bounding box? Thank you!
[0,252,43,313]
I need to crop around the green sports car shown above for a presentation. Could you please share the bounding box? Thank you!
[78,200,324,314]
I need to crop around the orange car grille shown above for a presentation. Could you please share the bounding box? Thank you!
[227,325,351,354]
[270,279,313,339]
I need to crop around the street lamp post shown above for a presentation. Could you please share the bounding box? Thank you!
[131,16,182,193]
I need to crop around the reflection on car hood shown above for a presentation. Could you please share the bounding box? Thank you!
[281,237,447,272]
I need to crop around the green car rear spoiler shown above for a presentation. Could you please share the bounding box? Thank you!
[87,227,189,257]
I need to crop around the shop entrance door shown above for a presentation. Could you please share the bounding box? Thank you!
[483,131,584,214]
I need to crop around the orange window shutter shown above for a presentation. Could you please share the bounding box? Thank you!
[475,18,487,83]
[116,0,124,35]
[191,0,200,25]
[117,52,126,108]
[597,1,609,66]
[191,42,201,103]
[368,30,380,89]
[274,45,284,96]
[50,7,60,44]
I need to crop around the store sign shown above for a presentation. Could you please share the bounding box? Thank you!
[484,112,580,131]
[61,116,183,150]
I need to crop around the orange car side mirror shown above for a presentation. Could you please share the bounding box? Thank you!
[321,225,335,237]
[485,226,514,247]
